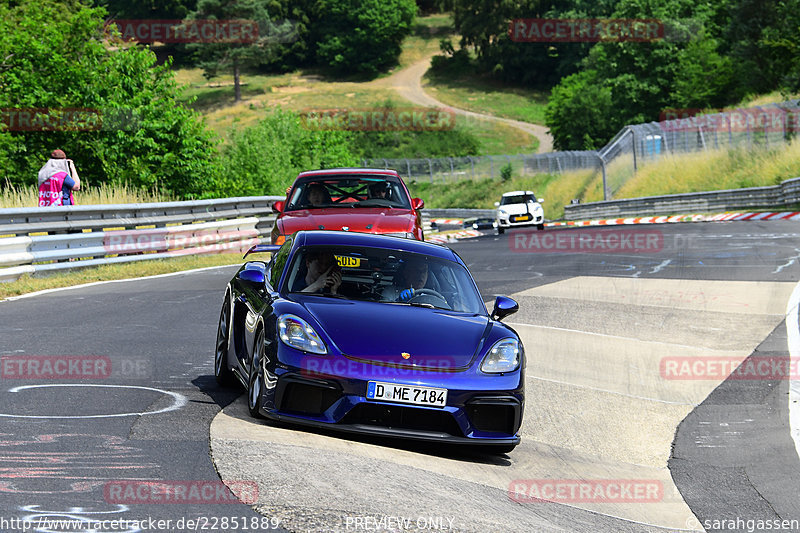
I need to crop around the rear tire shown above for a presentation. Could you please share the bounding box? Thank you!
[214,295,235,387]
[248,329,266,419]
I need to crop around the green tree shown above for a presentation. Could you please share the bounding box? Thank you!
[545,70,615,150]
[94,0,197,19]
[0,0,218,199]
[184,0,295,101]
[313,0,417,76]
[215,109,357,197]
[545,0,735,149]
[449,0,616,88]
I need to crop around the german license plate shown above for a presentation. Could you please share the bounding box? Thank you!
[511,214,531,222]
[366,381,447,407]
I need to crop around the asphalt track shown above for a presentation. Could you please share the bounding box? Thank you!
[1,221,799,533]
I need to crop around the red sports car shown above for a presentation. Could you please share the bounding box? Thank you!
[270,168,425,245]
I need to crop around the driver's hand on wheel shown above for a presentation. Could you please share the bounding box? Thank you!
[399,288,415,301]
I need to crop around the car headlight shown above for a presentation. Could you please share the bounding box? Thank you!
[481,338,521,373]
[278,314,327,354]
[497,209,508,216]
[385,232,414,239]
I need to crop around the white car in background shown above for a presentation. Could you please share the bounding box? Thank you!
[494,191,545,233]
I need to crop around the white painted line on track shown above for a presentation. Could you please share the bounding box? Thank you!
[0,384,187,419]
[526,374,695,406]
[785,279,800,463]
[506,321,713,351]
[1,264,240,302]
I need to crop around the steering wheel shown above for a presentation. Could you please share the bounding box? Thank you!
[408,288,450,308]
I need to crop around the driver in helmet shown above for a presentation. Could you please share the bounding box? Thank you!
[367,181,391,200]
[383,258,429,302]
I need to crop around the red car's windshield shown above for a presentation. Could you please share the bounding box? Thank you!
[285,176,412,211]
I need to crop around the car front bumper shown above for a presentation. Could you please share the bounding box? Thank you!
[497,213,544,229]
[259,353,524,445]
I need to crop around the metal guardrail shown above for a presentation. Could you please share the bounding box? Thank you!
[0,197,283,282]
[0,196,282,237]
[564,177,800,220]
[0,196,499,282]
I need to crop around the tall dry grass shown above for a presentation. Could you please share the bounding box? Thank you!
[1,180,175,208]
[615,140,800,199]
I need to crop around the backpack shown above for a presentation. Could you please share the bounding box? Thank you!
[38,171,75,207]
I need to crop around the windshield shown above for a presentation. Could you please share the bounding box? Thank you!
[285,176,411,211]
[283,245,486,314]
[500,194,537,206]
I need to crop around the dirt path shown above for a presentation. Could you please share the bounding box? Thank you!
[381,56,554,153]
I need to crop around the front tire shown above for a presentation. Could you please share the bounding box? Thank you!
[537,224,545,231]
[214,295,235,387]
[248,328,266,419]
[497,226,505,234]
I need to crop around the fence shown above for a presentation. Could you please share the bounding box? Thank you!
[363,100,800,201]
[362,151,600,184]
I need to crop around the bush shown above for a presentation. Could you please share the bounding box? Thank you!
[213,109,358,197]
[314,0,417,76]
[500,163,512,182]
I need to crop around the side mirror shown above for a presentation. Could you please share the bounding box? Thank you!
[538,198,545,204]
[494,201,500,207]
[237,267,266,288]
[491,296,519,321]
[272,200,285,213]
[411,197,424,210]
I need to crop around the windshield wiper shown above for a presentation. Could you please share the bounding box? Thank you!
[407,302,439,309]
[291,291,348,299]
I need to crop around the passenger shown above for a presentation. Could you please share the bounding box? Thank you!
[306,183,331,207]
[367,181,390,200]
[295,250,342,294]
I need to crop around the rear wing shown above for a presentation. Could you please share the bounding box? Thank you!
[244,244,281,259]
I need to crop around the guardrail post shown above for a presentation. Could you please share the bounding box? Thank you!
[597,153,608,201]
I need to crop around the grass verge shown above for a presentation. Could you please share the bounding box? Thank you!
[0,253,245,300]
[424,75,549,126]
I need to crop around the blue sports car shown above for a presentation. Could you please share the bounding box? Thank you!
[214,231,524,452]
